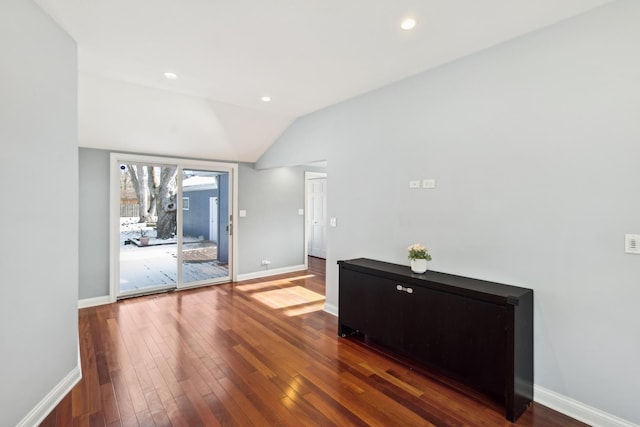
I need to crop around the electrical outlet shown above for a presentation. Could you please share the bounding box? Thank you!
[261,259,271,265]
[409,180,420,189]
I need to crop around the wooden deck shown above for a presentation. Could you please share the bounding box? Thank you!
[41,257,586,426]
[120,241,228,292]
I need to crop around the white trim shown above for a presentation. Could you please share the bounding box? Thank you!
[78,295,112,309]
[16,360,82,427]
[237,264,307,281]
[109,154,120,303]
[323,302,338,317]
[174,276,230,291]
[304,171,328,267]
[534,385,637,427]
[230,163,239,283]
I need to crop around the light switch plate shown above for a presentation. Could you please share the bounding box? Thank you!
[239,210,247,217]
[625,234,640,254]
[409,180,420,189]
[329,217,337,227]
[422,179,436,189]
[298,209,304,216]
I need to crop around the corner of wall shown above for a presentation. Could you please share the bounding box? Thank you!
[323,303,338,317]
[16,356,82,427]
[534,386,637,427]
[78,295,113,309]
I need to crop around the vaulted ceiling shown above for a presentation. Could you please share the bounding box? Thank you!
[35,0,612,162]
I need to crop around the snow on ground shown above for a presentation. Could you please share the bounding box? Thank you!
[119,217,228,292]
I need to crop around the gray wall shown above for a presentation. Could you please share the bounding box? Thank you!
[0,1,79,425]
[256,1,640,424]
[79,148,110,299]
[183,188,218,239]
[237,164,306,274]
[78,149,308,297]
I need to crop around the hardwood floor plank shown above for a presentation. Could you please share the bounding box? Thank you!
[218,376,272,426]
[279,394,328,427]
[299,389,367,427]
[88,411,106,427]
[41,257,589,427]
[179,379,222,427]
[232,344,277,379]
[298,364,403,427]
[243,372,306,426]
[109,369,136,422]
[358,361,424,397]
[200,372,254,426]
[100,383,120,425]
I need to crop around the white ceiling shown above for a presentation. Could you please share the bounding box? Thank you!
[35,0,613,162]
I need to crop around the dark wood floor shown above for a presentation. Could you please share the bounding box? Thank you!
[41,257,585,426]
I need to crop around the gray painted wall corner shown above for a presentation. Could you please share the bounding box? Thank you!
[255,1,640,424]
[1,1,79,425]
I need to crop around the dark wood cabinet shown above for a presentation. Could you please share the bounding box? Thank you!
[338,258,533,422]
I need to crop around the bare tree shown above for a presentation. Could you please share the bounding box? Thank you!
[147,166,159,219]
[127,165,151,223]
[124,164,177,238]
[154,166,178,239]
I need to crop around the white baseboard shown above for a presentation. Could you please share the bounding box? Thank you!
[534,385,637,427]
[17,362,82,427]
[237,264,307,281]
[78,295,112,309]
[323,302,338,317]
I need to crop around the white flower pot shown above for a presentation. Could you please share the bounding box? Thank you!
[410,259,428,274]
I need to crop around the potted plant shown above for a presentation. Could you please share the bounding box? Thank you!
[139,229,150,246]
[408,243,431,273]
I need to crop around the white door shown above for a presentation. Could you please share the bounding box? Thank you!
[308,178,327,258]
[209,197,218,243]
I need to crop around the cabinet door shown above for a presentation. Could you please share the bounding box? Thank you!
[339,269,405,352]
[406,286,507,401]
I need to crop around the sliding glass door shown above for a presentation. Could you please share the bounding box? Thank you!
[118,161,178,296]
[179,168,230,288]
[112,154,236,299]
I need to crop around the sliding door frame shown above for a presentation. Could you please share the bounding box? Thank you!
[109,153,238,302]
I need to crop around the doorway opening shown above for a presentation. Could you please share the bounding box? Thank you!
[305,171,328,261]
[111,153,238,301]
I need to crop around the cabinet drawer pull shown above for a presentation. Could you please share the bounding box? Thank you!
[395,284,414,294]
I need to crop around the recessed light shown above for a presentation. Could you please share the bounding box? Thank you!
[163,72,178,80]
[261,96,272,102]
[400,18,417,31]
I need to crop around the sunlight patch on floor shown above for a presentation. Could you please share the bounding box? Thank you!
[251,285,325,310]
[283,301,325,317]
[236,275,315,292]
